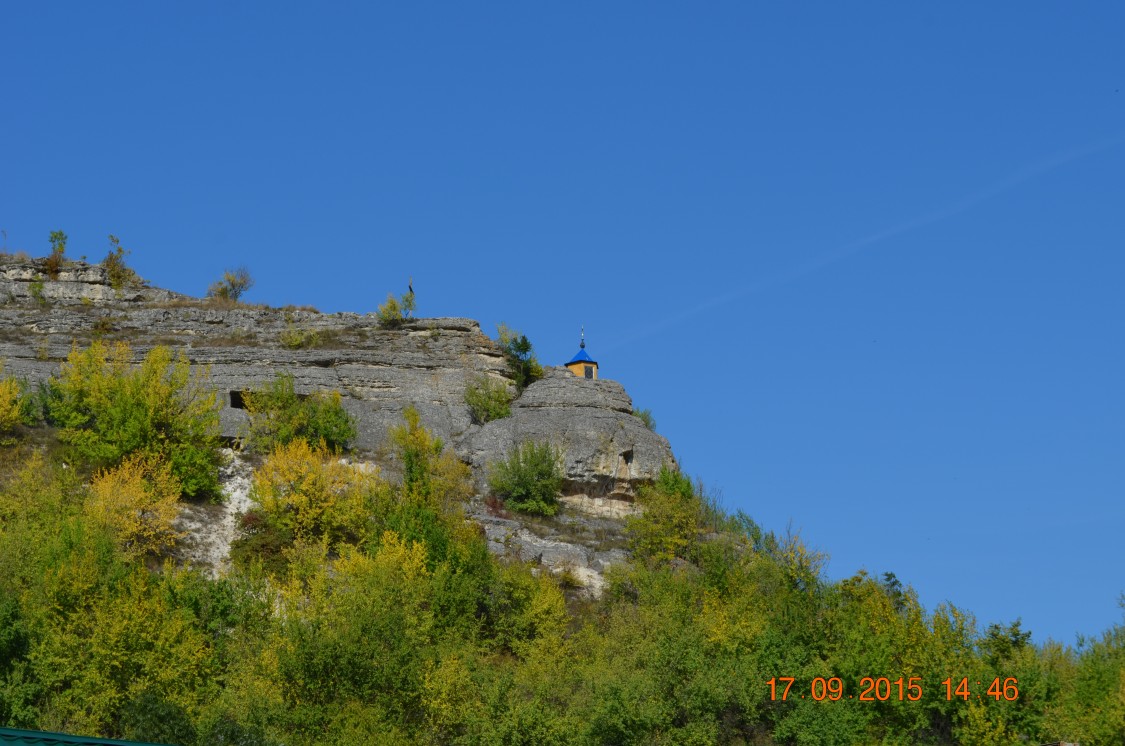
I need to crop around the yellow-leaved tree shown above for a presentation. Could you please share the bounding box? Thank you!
[86,454,183,559]
[0,363,35,441]
[251,439,386,545]
[626,466,702,564]
[47,342,222,498]
[0,376,22,437]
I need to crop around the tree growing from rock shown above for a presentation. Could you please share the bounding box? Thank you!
[497,323,544,392]
[488,440,563,516]
[242,373,357,453]
[377,287,416,328]
[207,266,254,302]
[45,230,67,279]
[464,374,513,424]
[102,234,142,291]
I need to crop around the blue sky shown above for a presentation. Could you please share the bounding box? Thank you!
[3,3,1122,644]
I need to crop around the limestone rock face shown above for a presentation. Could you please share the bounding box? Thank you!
[0,258,674,499]
[460,369,674,498]
[1,259,188,304]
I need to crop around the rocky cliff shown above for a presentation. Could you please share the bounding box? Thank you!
[0,257,675,502]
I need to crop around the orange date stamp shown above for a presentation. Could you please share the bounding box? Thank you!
[767,676,1019,702]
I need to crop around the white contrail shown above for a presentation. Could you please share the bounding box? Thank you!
[605,132,1125,353]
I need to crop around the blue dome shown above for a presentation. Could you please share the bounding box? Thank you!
[568,347,596,364]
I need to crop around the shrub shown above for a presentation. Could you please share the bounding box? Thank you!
[91,316,115,338]
[626,466,701,563]
[45,342,223,498]
[496,324,544,392]
[250,439,384,544]
[0,366,38,439]
[488,441,564,516]
[207,266,254,302]
[85,453,183,559]
[387,407,474,521]
[279,323,320,349]
[376,289,415,329]
[102,235,142,292]
[243,373,357,453]
[119,689,198,746]
[229,508,295,577]
[0,377,21,438]
[389,406,445,497]
[632,408,656,431]
[29,279,46,305]
[45,230,67,279]
[464,374,512,424]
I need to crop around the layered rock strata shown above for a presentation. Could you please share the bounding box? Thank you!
[0,258,674,499]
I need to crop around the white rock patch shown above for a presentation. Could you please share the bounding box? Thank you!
[173,448,255,577]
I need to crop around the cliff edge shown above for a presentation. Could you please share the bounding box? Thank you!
[0,257,675,502]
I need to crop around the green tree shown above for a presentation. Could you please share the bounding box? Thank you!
[487,441,563,516]
[45,230,67,279]
[389,406,445,497]
[463,374,512,424]
[26,561,216,737]
[119,689,198,745]
[626,466,701,563]
[243,373,356,453]
[267,538,436,739]
[102,235,142,292]
[45,342,222,498]
[496,324,544,392]
[377,288,415,329]
[207,266,254,303]
[1039,610,1125,745]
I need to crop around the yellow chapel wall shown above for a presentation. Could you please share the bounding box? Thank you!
[565,361,598,379]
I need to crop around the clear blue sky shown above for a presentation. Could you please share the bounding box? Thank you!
[3,3,1122,644]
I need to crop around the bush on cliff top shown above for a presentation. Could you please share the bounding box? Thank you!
[103,235,143,292]
[44,230,67,279]
[496,323,544,392]
[207,266,254,303]
[377,288,416,328]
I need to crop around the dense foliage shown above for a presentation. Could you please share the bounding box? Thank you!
[206,266,254,303]
[463,374,513,424]
[44,342,223,498]
[488,440,564,516]
[242,373,357,453]
[377,289,417,328]
[0,377,20,437]
[496,324,544,392]
[86,454,184,559]
[102,235,142,292]
[0,366,37,441]
[0,362,1121,745]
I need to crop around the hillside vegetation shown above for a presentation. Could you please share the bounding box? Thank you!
[0,343,1122,745]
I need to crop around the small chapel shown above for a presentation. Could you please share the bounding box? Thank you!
[565,328,598,380]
